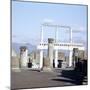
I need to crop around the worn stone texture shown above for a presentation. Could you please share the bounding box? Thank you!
[78,50,85,60]
[58,52,65,61]
[48,38,54,68]
[11,56,20,68]
[43,57,50,67]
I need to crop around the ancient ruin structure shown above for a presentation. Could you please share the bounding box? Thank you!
[20,46,28,68]
[37,23,85,70]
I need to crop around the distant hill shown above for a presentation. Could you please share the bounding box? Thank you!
[12,41,87,56]
[12,42,36,54]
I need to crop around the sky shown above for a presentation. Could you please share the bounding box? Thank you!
[12,0,87,45]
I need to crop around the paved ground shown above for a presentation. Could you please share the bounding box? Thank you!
[11,69,87,90]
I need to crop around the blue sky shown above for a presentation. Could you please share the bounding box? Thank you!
[12,1,87,45]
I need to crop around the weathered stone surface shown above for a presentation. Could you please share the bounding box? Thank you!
[78,50,85,60]
[48,38,54,68]
[43,57,50,67]
[20,46,28,68]
[42,38,54,71]
[11,57,20,68]
[58,52,65,61]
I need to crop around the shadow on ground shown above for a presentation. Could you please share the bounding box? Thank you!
[52,70,86,85]
[52,60,87,85]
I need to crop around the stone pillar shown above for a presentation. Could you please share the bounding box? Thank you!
[55,50,58,68]
[69,50,73,67]
[48,38,54,68]
[40,50,43,69]
[42,38,54,71]
[73,48,79,67]
[20,46,28,68]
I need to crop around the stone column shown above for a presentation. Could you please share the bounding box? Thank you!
[42,38,54,71]
[55,50,58,68]
[20,46,28,68]
[40,50,43,69]
[48,38,54,68]
[69,50,73,67]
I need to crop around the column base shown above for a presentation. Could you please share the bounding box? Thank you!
[42,67,53,72]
